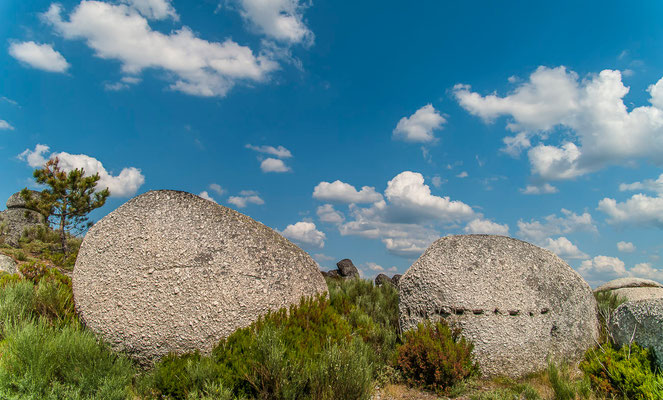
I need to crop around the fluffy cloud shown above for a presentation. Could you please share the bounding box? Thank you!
[42,1,277,97]
[384,171,474,223]
[598,194,663,228]
[620,174,663,194]
[9,41,70,73]
[121,0,178,20]
[617,241,636,253]
[331,172,475,257]
[316,204,344,224]
[313,180,383,204]
[579,255,628,284]
[209,183,225,196]
[456,171,468,178]
[281,221,325,248]
[543,237,588,259]
[630,263,663,282]
[520,183,558,195]
[517,208,597,243]
[227,190,264,208]
[236,0,314,45]
[455,66,663,181]
[18,144,145,197]
[0,120,14,130]
[393,104,446,143]
[245,144,292,158]
[463,218,509,235]
[260,158,291,172]
[198,191,216,203]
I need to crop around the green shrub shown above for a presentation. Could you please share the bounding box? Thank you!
[0,280,36,325]
[18,261,48,283]
[326,277,400,367]
[148,295,375,400]
[0,319,135,399]
[397,319,478,394]
[547,361,591,400]
[580,342,663,399]
[594,291,627,344]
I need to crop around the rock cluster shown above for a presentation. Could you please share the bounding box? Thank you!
[0,191,44,247]
[321,258,359,279]
[399,234,599,378]
[610,298,663,370]
[73,190,328,366]
[374,273,402,287]
[594,277,663,302]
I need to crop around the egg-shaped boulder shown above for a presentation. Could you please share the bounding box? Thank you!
[73,190,328,365]
[399,234,598,378]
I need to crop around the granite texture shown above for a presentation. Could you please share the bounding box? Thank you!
[399,234,599,378]
[6,190,39,209]
[0,254,17,274]
[73,190,328,366]
[594,278,663,302]
[0,208,44,247]
[610,298,663,370]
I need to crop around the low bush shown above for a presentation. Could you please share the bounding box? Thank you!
[547,361,591,400]
[580,342,663,399]
[147,295,374,400]
[397,319,478,394]
[0,319,135,399]
[594,290,626,344]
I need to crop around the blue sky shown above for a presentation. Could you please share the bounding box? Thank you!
[2,0,663,286]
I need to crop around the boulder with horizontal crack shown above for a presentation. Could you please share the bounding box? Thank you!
[399,234,598,378]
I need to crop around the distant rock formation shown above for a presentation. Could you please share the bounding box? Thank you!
[610,298,663,370]
[73,190,328,366]
[0,190,44,247]
[594,277,663,302]
[321,258,359,279]
[374,273,392,286]
[399,234,598,378]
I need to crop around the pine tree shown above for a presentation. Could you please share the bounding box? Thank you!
[21,157,110,255]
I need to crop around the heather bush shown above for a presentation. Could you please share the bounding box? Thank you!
[0,319,135,399]
[397,319,478,394]
[580,342,663,399]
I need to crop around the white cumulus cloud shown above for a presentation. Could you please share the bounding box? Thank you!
[236,0,314,45]
[227,190,264,208]
[260,158,291,172]
[598,194,663,228]
[579,255,628,285]
[393,104,446,143]
[316,204,344,224]
[313,180,383,204]
[246,144,292,158]
[0,120,14,130]
[42,1,277,97]
[617,241,636,253]
[18,144,145,197]
[517,208,597,244]
[9,41,70,73]
[455,66,663,181]
[620,174,663,195]
[209,183,225,196]
[198,191,216,203]
[121,0,178,20]
[281,221,325,248]
[543,237,588,260]
[521,183,558,195]
[464,218,509,235]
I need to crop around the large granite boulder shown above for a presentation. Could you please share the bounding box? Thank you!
[610,298,663,370]
[73,190,328,366]
[0,191,45,247]
[399,234,598,378]
[594,277,663,302]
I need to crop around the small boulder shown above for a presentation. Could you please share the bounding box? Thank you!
[391,274,402,287]
[336,259,359,278]
[6,190,40,209]
[399,234,598,378]
[375,273,392,286]
[73,190,328,366]
[610,298,663,370]
[594,277,663,302]
[0,254,17,274]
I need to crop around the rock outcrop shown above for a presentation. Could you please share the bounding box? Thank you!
[0,254,17,274]
[594,277,663,302]
[399,234,598,378]
[0,190,44,247]
[610,298,663,370]
[375,273,392,286]
[321,258,359,279]
[73,190,328,366]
